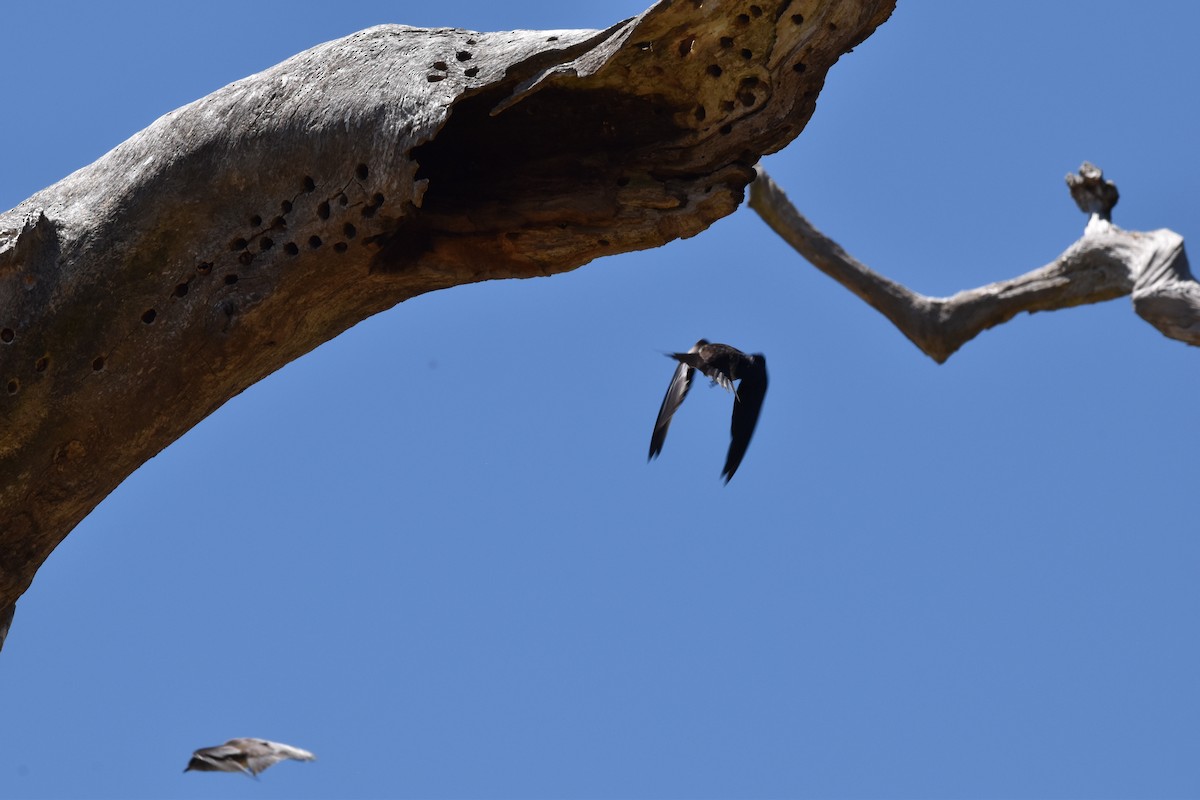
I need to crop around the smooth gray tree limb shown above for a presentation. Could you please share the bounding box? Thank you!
[0,0,896,646]
[749,163,1196,363]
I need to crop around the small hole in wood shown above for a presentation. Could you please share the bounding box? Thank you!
[0,328,13,343]
[141,309,157,324]
[707,64,723,78]
[427,74,445,83]
[598,239,610,247]
[736,13,750,24]
[338,193,349,206]
[333,242,348,253]
[749,4,762,16]
[456,50,472,61]
[259,237,274,251]
[793,61,807,73]
[719,36,734,48]
[828,21,838,30]
[230,237,247,251]
[197,261,213,275]
[432,61,448,71]
[694,105,707,121]
[719,123,733,135]
[318,201,330,220]
[35,355,48,373]
[174,283,189,298]
[678,36,695,57]
[464,66,479,78]
[7,379,17,395]
[302,176,315,192]
[284,242,299,256]
[281,200,293,213]
[224,274,239,285]
[92,356,106,372]
[249,214,262,227]
[343,222,357,239]
[355,163,369,180]
[791,13,804,24]
[237,251,253,266]
[309,235,323,249]
[740,48,753,60]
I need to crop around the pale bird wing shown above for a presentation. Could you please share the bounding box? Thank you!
[649,359,695,460]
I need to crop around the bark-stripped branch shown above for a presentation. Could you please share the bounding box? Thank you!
[750,162,1195,362]
[0,0,897,650]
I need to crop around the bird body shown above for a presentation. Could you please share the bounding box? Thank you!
[648,339,768,482]
[184,738,316,778]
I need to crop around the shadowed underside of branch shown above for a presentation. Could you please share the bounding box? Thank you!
[750,163,1195,363]
[0,0,895,635]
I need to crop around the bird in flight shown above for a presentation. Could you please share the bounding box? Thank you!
[648,339,768,483]
[184,738,316,779]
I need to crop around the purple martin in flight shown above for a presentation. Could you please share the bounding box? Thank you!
[649,339,768,483]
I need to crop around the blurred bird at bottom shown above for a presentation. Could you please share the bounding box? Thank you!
[184,738,316,779]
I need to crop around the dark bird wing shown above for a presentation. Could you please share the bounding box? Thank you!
[649,340,708,461]
[184,744,255,777]
[722,354,768,483]
[0,601,14,653]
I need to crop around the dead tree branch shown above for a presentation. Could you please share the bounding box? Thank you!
[750,162,1194,362]
[0,0,896,648]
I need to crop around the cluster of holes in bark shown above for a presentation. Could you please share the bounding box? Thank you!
[679,24,775,135]
[428,47,477,82]
[735,5,765,26]
[4,325,51,391]
[116,164,380,362]
[712,36,754,62]
[60,159,387,372]
[215,167,373,278]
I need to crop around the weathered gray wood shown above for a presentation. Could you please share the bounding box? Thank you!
[749,163,1194,363]
[0,0,896,643]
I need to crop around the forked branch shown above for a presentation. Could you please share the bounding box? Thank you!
[750,162,1195,362]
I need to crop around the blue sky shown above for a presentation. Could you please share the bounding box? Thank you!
[3,2,1199,798]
